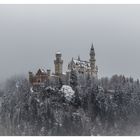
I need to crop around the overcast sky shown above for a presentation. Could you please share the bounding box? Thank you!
[0,4,140,82]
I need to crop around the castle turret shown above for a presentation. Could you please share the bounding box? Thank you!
[54,52,63,76]
[90,43,96,70]
[78,55,80,61]
[90,43,98,76]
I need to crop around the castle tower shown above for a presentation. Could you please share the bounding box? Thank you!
[90,43,98,76]
[54,52,63,76]
[90,43,96,70]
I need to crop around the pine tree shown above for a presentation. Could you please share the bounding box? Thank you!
[73,88,81,108]
[86,73,91,88]
[70,68,78,90]
[58,77,63,89]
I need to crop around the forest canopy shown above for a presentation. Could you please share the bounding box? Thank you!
[0,74,140,136]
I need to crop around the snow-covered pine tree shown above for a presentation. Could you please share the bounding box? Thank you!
[72,88,81,108]
[86,73,91,88]
[70,68,78,90]
[58,77,63,89]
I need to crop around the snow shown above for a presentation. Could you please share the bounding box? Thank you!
[56,51,61,55]
[98,86,104,92]
[16,82,19,89]
[107,89,115,93]
[36,68,47,75]
[45,86,55,91]
[66,70,71,72]
[73,59,90,69]
[60,85,75,101]
[30,87,34,93]
[40,69,47,73]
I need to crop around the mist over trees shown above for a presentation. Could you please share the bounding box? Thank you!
[1,74,140,135]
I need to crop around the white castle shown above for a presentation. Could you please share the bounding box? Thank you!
[68,43,98,78]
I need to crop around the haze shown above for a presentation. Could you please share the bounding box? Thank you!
[0,4,140,82]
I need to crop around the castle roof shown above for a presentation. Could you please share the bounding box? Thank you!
[36,68,47,75]
[91,43,94,50]
[72,59,90,69]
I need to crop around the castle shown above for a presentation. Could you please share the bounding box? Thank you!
[29,44,98,86]
[68,44,98,78]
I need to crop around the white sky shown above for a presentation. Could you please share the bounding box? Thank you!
[0,5,140,82]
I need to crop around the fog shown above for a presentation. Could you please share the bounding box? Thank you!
[0,5,140,82]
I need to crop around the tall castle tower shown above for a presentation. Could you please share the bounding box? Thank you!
[90,43,98,76]
[54,52,63,76]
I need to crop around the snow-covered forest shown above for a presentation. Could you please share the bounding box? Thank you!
[1,73,140,136]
